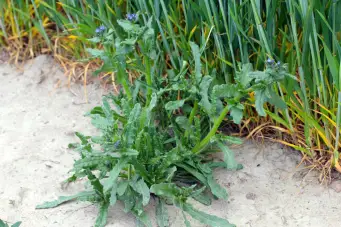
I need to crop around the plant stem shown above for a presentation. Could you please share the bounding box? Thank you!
[333,92,341,164]
[192,105,230,154]
[118,68,132,99]
[145,57,152,104]
[184,101,198,139]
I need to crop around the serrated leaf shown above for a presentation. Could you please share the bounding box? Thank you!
[36,191,96,209]
[156,198,169,227]
[130,179,150,206]
[183,203,235,227]
[190,42,202,84]
[95,202,109,227]
[165,100,185,111]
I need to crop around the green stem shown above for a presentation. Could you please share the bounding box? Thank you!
[145,57,152,104]
[128,165,131,180]
[192,105,230,154]
[191,87,253,154]
[184,101,198,139]
[118,68,132,99]
[333,92,341,164]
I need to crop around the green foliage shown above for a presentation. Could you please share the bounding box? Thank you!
[36,11,293,227]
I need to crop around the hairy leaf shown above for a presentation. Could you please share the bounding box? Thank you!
[182,212,191,227]
[165,100,185,111]
[125,104,142,146]
[109,183,117,205]
[266,88,287,110]
[91,115,111,130]
[156,198,169,227]
[254,89,267,116]
[117,181,129,196]
[86,48,105,58]
[192,192,212,206]
[229,105,244,124]
[183,203,235,227]
[236,63,253,87]
[133,211,153,227]
[103,158,128,193]
[207,174,228,199]
[117,20,143,34]
[150,183,181,198]
[130,179,150,206]
[36,191,96,209]
[199,76,213,116]
[216,142,239,170]
[190,42,202,84]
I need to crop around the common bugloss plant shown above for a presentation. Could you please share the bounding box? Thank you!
[36,15,295,227]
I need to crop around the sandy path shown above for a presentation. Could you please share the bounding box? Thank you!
[0,56,340,227]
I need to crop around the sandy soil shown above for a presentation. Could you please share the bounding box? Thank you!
[0,56,340,227]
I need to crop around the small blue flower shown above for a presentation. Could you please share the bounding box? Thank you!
[126,13,137,22]
[99,25,106,31]
[266,58,274,64]
[95,28,101,33]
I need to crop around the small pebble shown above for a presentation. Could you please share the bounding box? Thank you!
[246,192,257,200]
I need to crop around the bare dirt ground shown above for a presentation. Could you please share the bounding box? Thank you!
[0,56,340,227]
